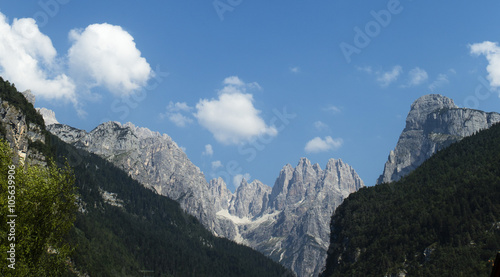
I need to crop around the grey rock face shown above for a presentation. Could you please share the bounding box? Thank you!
[377,94,500,184]
[0,97,46,165]
[215,157,364,277]
[36,108,59,125]
[47,121,226,235]
[48,119,364,277]
[229,179,271,219]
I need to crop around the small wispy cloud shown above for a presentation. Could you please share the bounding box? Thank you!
[314,121,329,131]
[202,144,214,156]
[404,67,428,87]
[160,101,194,127]
[356,66,373,74]
[211,160,223,170]
[324,105,342,114]
[304,136,343,153]
[376,66,403,87]
[428,73,449,92]
[290,66,300,74]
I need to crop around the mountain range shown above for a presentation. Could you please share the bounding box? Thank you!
[3,73,499,276]
[43,93,500,276]
[0,78,293,276]
[47,120,364,277]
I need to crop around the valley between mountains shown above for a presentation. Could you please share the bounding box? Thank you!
[43,93,500,276]
[2,80,499,276]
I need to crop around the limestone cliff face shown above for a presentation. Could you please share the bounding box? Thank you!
[0,90,46,165]
[47,119,364,277]
[377,94,500,184]
[47,121,226,235]
[214,157,364,277]
[229,179,271,219]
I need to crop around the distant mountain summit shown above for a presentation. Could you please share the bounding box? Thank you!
[213,157,364,277]
[377,94,500,184]
[45,116,364,277]
[47,121,233,237]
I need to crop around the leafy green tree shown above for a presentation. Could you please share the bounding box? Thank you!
[0,139,78,276]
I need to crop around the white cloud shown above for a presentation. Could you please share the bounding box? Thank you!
[211,160,223,170]
[233,173,251,188]
[203,144,214,156]
[0,12,76,102]
[356,66,373,74]
[290,66,300,73]
[314,121,328,131]
[180,146,187,152]
[167,101,192,112]
[168,113,193,127]
[376,65,402,87]
[470,41,500,88]
[304,136,343,153]
[68,23,152,96]
[406,67,428,87]
[223,76,245,86]
[428,73,449,92]
[161,101,194,127]
[195,77,277,145]
[325,105,341,114]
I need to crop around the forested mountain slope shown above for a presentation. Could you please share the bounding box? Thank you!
[321,123,500,276]
[50,134,293,277]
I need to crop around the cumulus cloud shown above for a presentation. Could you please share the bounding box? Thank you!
[406,67,428,87]
[376,66,402,87]
[470,41,500,88]
[233,173,251,188]
[304,136,343,153]
[161,101,194,127]
[202,144,214,156]
[0,12,76,102]
[195,77,277,145]
[68,23,152,96]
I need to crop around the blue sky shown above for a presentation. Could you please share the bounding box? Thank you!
[1,0,500,190]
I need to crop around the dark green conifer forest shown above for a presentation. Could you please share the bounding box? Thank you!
[321,124,500,276]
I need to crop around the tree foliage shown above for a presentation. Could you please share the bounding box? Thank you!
[321,124,500,276]
[50,134,294,277]
[0,139,78,276]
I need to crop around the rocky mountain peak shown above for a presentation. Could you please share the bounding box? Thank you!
[378,94,500,184]
[406,94,457,130]
[46,106,364,277]
[36,107,59,125]
[229,179,271,219]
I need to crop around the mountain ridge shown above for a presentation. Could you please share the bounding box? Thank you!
[45,117,364,277]
[377,94,500,184]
